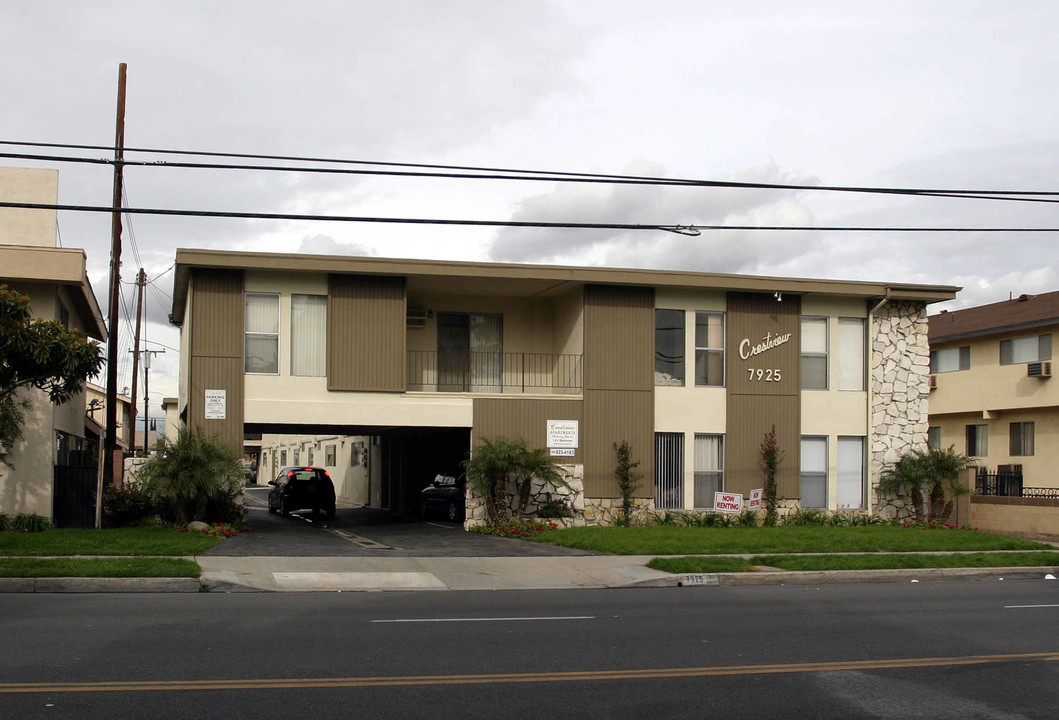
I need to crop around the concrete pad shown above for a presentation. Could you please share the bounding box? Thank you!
[271,571,446,591]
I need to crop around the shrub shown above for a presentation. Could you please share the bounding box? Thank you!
[0,513,7,531]
[783,508,829,526]
[537,499,573,519]
[11,513,52,533]
[736,508,761,528]
[469,519,559,538]
[102,484,156,528]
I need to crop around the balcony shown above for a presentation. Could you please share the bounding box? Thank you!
[407,351,583,394]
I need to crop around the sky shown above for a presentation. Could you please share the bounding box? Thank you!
[2,0,1058,414]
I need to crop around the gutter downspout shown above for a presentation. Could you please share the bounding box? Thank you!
[866,290,891,513]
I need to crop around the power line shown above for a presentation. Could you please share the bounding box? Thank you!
[1,200,1058,233]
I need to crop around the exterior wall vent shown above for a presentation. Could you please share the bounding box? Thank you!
[407,308,428,328]
[928,375,937,390]
[1027,361,1052,378]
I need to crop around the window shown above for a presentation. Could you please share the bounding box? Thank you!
[291,294,326,376]
[655,432,684,509]
[293,449,300,465]
[837,437,865,509]
[1010,422,1035,456]
[927,426,942,450]
[307,448,314,466]
[245,293,280,374]
[280,450,287,466]
[694,312,725,386]
[694,434,724,507]
[930,346,970,373]
[801,317,828,390]
[801,436,828,508]
[836,318,866,391]
[655,310,685,386]
[966,424,988,457]
[1000,334,1051,365]
[325,445,336,466]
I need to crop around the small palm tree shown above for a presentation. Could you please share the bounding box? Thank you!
[463,436,567,523]
[877,446,974,522]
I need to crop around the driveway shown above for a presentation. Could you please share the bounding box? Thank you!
[201,485,596,558]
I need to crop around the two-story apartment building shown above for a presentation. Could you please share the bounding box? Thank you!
[928,292,1057,491]
[170,248,956,524]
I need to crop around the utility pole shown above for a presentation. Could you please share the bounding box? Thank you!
[129,268,144,454]
[103,62,126,495]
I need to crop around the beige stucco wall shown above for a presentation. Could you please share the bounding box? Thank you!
[970,497,1059,540]
[260,433,371,507]
[0,167,58,247]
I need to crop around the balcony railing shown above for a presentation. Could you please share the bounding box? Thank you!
[407,351,582,394]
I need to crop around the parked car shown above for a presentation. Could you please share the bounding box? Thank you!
[268,467,336,519]
[420,469,465,522]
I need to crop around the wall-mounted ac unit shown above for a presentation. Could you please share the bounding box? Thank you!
[1027,361,1052,378]
[928,375,937,390]
[406,308,428,328]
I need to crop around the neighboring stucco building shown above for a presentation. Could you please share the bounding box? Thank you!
[928,292,1058,491]
[0,167,107,525]
[170,248,956,525]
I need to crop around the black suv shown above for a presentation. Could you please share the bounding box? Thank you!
[268,467,337,519]
[420,469,465,522]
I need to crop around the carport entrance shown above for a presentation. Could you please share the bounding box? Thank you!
[377,428,470,515]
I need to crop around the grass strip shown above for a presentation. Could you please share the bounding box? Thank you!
[647,556,755,574]
[0,527,224,556]
[647,552,1059,574]
[532,526,1048,555]
[0,557,201,578]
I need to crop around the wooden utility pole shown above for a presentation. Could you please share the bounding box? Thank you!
[103,62,127,487]
[129,267,145,455]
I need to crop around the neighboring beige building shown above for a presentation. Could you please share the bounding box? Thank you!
[85,382,133,452]
[258,434,372,506]
[170,248,956,524]
[0,167,107,526]
[928,292,1058,492]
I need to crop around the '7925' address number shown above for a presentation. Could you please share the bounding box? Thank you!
[747,368,782,382]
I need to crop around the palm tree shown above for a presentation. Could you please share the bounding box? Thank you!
[877,447,975,522]
[462,436,567,523]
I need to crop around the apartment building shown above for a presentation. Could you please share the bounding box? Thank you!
[928,292,1058,491]
[170,248,956,523]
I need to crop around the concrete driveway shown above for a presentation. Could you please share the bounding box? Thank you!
[201,485,595,558]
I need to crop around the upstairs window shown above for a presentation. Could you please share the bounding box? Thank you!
[245,293,279,374]
[966,424,988,457]
[655,309,685,386]
[291,294,327,377]
[836,318,866,391]
[930,346,970,373]
[1010,422,1034,456]
[1000,335,1051,365]
[801,317,828,390]
[694,312,725,387]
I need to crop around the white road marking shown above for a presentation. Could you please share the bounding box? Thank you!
[371,616,596,624]
[1004,604,1059,609]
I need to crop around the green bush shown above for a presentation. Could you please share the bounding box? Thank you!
[11,513,51,533]
[783,508,829,526]
[102,485,156,528]
[0,513,8,531]
[537,499,573,519]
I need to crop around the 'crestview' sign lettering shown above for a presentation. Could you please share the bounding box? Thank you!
[738,331,792,360]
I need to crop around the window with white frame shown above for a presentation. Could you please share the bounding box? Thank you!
[837,437,865,509]
[1010,422,1034,456]
[1000,334,1052,365]
[325,445,336,466]
[245,293,280,374]
[836,318,865,391]
[291,294,327,377]
[280,450,287,466]
[801,317,828,390]
[693,434,724,507]
[930,346,970,373]
[695,312,725,386]
[801,436,827,508]
[655,310,685,386]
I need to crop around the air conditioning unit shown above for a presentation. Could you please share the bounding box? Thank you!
[1027,361,1052,378]
[406,308,428,328]
[928,375,937,390]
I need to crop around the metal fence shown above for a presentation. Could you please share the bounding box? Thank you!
[406,351,583,393]
[53,465,97,529]
[975,469,1024,498]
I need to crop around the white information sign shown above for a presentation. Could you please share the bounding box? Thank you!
[204,389,227,420]
[550,448,576,457]
[546,420,579,449]
[714,491,744,514]
[748,488,763,511]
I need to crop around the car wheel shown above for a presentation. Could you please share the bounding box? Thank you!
[281,499,291,517]
[447,502,459,523]
[326,506,336,520]
[267,498,276,514]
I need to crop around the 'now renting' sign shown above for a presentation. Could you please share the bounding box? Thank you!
[714,492,744,514]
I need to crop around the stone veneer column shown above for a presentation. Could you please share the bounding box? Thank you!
[870,300,930,517]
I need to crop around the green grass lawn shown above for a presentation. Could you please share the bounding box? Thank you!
[0,557,200,578]
[533,525,1050,555]
[647,552,1059,574]
[0,527,225,556]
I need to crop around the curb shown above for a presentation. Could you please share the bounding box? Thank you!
[0,577,205,593]
[626,565,1059,588]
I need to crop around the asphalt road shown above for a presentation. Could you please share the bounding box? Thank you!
[2,580,1057,719]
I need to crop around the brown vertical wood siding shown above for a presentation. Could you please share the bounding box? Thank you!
[725,292,801,498]
[187,269,244,451]
[583,389,653,498]
[328,274,406,392]
[472,398,584,462]
[583,285,653,391]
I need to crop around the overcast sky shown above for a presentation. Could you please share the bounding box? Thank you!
[2,1,1058,410]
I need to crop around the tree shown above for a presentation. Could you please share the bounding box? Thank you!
[0,285,104,466]
[759,426,784,526]
[614,441,640,524]
[877,446,975,522]
[462,436,567,524]
[137,427,245,524]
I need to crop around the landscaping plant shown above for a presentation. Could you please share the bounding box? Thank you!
[759,426,783,526]
[877,446,975,522]
[462,436,567,523]
[613,440,640,526]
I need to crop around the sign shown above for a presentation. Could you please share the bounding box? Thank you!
[547,420,579,449]
[748,488,763,511]
[738,331,792,360]
[713,491,744,514]
[204,389,226,420]
[550,448,575,457]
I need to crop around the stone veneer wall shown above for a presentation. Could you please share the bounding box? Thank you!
[870,300,929,520]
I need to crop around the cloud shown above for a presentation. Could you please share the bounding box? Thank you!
[296,234,374,256]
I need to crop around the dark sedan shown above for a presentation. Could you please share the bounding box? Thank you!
[420,469,465,522]
[268,467,336,519]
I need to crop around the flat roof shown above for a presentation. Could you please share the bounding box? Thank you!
[171,247,960,325]
[0,244,107,340]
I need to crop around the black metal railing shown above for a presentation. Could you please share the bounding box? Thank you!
[975,468,1025,497]
[406,351,583,393]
